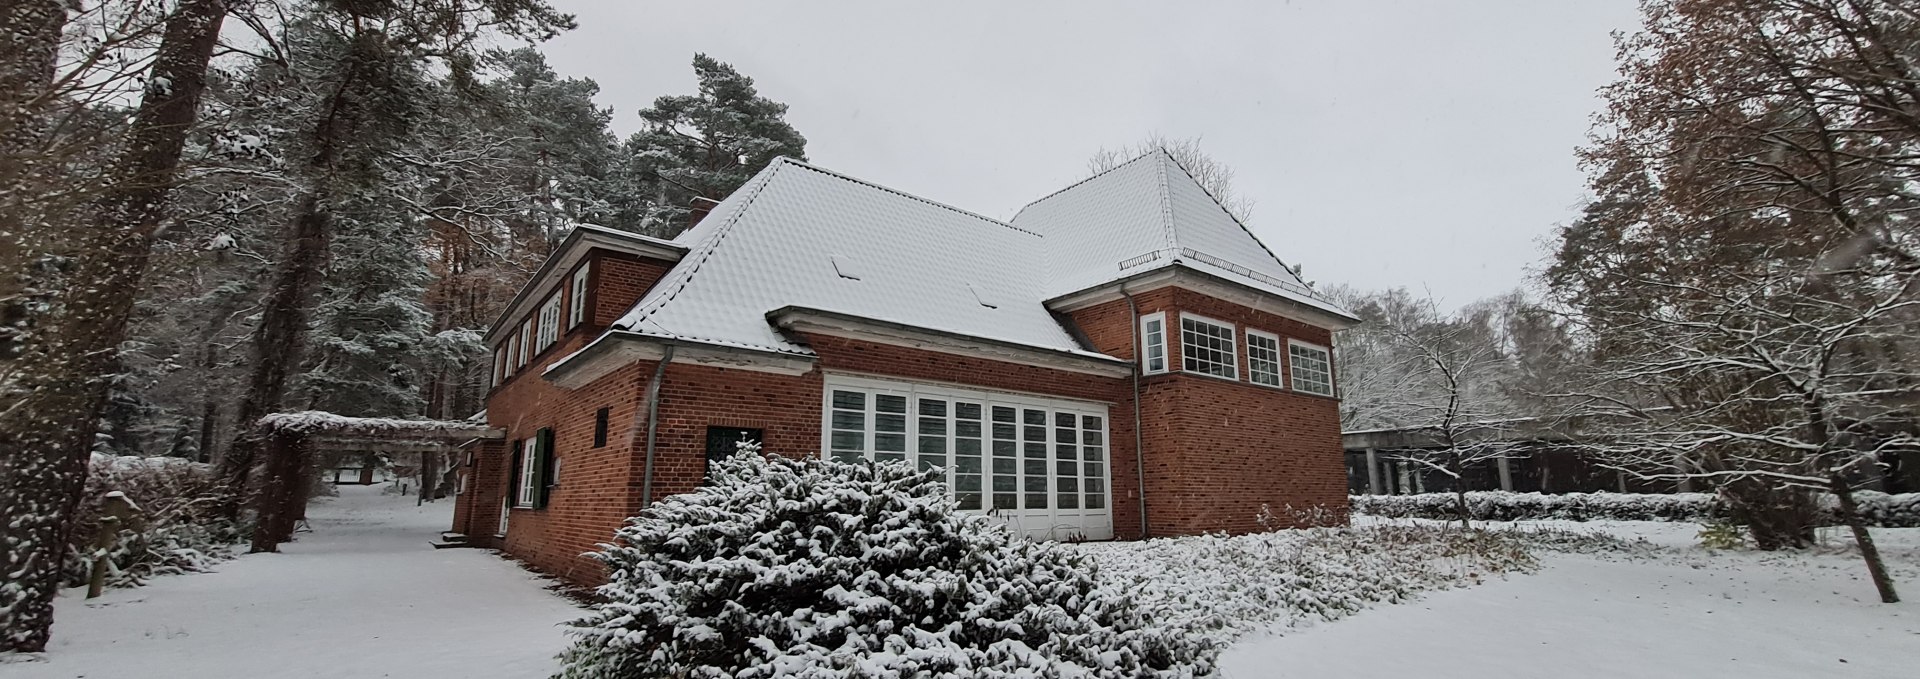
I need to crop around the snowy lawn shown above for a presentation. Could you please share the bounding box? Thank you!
[0,485,580,679]
[1218,520,1920,679]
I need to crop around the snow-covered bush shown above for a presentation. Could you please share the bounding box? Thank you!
[62,453,242,589]
[558,448,1210,678]
[1077,524,1538,646]
[1352,491,1920,527]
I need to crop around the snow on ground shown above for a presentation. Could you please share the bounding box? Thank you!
[1221,522,1920,679]
[0,485,580,679]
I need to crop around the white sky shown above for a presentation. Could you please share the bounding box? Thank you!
[541,0,1641,308]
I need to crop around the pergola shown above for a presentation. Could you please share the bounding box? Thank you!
[250,411,503,552]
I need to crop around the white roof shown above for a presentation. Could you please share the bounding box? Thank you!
[1014,151,1352,318]
[598,152,1353,364]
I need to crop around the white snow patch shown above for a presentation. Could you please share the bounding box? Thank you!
[2,486,579,678]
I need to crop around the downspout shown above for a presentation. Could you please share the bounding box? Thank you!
[639,345,675,509]
[1123,289,1150,539]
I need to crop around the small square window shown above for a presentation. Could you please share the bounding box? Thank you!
[1180,314,1237,379]
[1289,340,1335,396]
[1247,330,1284,388]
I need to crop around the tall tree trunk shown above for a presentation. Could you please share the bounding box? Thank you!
[1828,474,1899,603]
[217,195,334,496]
[217,45,374,498]
[0,0,226,652]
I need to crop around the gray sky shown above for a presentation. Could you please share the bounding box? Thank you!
[542,0,1640,308]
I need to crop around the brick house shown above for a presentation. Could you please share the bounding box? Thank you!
[451,150,1359,584]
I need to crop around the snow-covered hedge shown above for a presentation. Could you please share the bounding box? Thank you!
[1077,524,1540,646]
[558,449,1210,678]
[62,454,242,589]
[1351,491,1920,527]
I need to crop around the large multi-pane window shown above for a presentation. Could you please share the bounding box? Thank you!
[823,378,1109,528]
[1139,312,1167,374]
[1246,330,1283,387]
[1289,340,1335,396]
[1180,314,1237,379]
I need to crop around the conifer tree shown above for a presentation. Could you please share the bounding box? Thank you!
[611,54,807,237]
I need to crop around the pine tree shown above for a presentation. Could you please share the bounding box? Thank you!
[610,54,807,237]
[215,0,573,505]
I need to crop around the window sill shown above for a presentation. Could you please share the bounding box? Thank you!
[1178,368,1242,383]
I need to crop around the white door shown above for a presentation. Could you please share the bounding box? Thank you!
[822,375,1112,541]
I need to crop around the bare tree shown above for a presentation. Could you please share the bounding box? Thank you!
[1088,132,1253,224]
[1562,255,1913,603]
[1369,295,1516,529]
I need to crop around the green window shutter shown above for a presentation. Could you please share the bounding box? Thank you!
[535,428,555,509]
[507,439,524,507]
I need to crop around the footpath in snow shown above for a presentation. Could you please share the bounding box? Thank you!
[0,485,580,679]
[1221,523,1920,679]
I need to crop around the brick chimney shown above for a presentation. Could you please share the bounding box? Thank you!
[687,196,722,230]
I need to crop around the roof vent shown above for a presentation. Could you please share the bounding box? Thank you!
[830,254,863,280]
[967,283,999,309]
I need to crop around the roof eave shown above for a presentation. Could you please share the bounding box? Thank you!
[483,228,689,345]
[541,330,816,389]
[766,306,1134,379]
[1045,262,1363,330]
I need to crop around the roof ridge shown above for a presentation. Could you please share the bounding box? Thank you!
[1013,149,1162,217]
[1153,150,1178,251]
[777,157,1041,238]
[1156,149,1306,288]
[619,159,790,332]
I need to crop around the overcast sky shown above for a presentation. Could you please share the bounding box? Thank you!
[541,1,1641,308]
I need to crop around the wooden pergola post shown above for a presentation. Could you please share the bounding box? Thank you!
[250,428,308,553]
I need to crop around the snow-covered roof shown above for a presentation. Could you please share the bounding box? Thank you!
[609,158,1087,358]
[555,152,1353,376]
[1013,151,1355,320]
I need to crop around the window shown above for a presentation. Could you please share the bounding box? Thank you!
[1139,312,1167,374]
[536,294,562,351]
[592,407,610,448]
[823,378,1109,526]
[568,264,590,329]
[492,346,507,386]
[1180,314,1237,379]
[516,322,532,368]
[510,439,533,508]
[1289,340,1335,396]
[503,336,517,378]
[1247,330,1283,388]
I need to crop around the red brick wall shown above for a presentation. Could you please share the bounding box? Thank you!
[464,272,1348,587]
[1066,287,1349,535]
[592,254,672,328]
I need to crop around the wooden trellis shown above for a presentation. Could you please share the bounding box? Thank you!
[250,411,503,552]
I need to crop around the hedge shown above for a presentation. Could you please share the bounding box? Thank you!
[1351,490,1920,528]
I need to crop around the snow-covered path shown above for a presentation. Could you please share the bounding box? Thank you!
[1220,543,1920,679]
[2,485,579,679]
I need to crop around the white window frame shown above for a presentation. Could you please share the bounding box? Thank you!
[1288,339,1336,397]
[1139,312,1167,375]
[536,293,562,351]
[516,321,532,368]
[567,264,590,329]
[492,345,507,385]
[503,337,517,377]
[1179,313,1238,381]
[820,374,1113,540]
[515,441,540,509]
[1246,329,1284,388]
